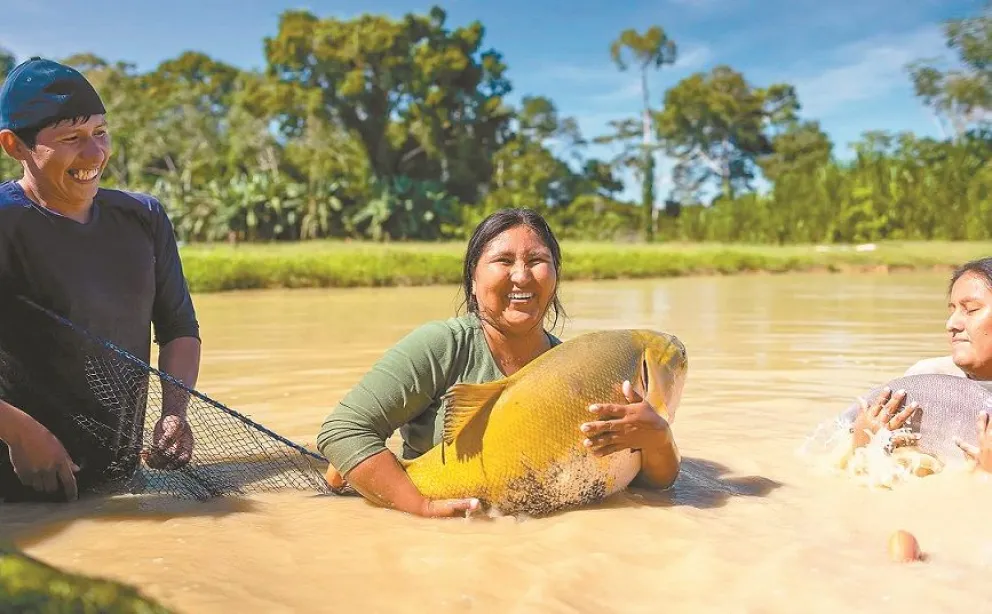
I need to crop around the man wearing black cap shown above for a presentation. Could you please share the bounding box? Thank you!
[0,57,202,502]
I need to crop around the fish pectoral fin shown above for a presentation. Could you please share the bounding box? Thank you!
[441,380,507,446]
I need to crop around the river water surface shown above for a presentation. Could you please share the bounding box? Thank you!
[2,272,989,613]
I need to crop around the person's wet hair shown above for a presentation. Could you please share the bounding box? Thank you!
[949,257,992,293]
[460,208,566,331]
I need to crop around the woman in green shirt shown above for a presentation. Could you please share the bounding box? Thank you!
[317,208,680,518]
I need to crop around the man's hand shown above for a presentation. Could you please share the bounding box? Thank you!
[149,336,199,471]
[143,414,194,470]
[3,406,79,500]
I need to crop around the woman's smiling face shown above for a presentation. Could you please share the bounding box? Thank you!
[471,224,557,336]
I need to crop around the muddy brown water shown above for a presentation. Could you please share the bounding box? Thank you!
[2,272,989,613]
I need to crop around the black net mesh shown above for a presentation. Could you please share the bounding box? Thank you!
[0,295,331,502]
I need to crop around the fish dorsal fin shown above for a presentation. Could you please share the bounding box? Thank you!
[441,380,508,446]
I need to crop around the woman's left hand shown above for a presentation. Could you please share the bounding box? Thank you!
[955,410,992,473]
[580,380,670,457]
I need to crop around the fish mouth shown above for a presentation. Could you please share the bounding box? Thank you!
[67,167,102,183]
[640,354,687,423]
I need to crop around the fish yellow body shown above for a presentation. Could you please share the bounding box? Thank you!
[402,329,689,517]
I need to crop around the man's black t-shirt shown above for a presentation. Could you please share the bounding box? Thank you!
[0,180,200,500]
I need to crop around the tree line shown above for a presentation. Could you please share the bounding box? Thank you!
[1,4,991,244]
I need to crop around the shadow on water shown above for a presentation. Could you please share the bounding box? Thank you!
[598,456,783,512]
[0,452,333,548]
[0,493,261,549]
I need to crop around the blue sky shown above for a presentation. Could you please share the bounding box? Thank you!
[2,0,982,202]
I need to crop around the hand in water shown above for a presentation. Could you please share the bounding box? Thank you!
[581,380,670,457]
[954,410,992,472]
[325,465,480,518]
[144,414,194,470]
[852,387,920,448]
[7,411,79,501]
[419,497,481,518]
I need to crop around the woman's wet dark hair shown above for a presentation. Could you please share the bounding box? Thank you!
[460,208,566,331]
[949,257,992,293]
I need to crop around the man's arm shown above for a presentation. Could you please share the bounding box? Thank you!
[144,337,200,470]
[0,206,79,497]
[145,199,201,469]
[0,398,79,500]
[158,336,201,418]
[147,196,201,416]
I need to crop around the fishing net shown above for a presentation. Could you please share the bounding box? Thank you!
[0,294,332,502]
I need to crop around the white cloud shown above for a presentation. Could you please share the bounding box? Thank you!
[536,43,712,106]
[676,44,713,70]
[786,25,948,117]
[589,81,643,105]
[533,62,620,85]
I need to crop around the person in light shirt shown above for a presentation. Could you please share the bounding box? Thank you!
[851,257,992,472]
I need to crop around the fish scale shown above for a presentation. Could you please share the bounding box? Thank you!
[841,373,992,461]
[402,329,688,517]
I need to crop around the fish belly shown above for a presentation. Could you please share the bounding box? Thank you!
[489,449,642,517]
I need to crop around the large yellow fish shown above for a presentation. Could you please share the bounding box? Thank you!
[402,329,689,517]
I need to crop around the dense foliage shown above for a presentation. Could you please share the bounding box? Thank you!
[2,4,991,244]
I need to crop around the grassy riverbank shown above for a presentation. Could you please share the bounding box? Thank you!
[178,240,992,293]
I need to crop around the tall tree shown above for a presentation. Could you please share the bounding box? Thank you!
[606,26,677,241]
[264,6,512,206]
[656,65,799,202]
[758,120,833,182]
[907,2,992,137]
[516,95,584,158]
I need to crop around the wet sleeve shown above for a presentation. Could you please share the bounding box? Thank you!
[316,322,458,476]
[148,200,200,345]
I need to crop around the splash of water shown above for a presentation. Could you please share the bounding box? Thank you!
[798,416,942,489]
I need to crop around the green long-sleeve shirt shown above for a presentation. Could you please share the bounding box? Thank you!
[316,313,561,475]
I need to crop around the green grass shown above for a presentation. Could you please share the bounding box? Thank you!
[0,543,173,613]
[177,240,992,293]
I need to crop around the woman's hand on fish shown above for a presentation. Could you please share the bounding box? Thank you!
[954,410,992,473]
[851,387,920,448]
[580,380,671,457]
[419,498,482,518]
